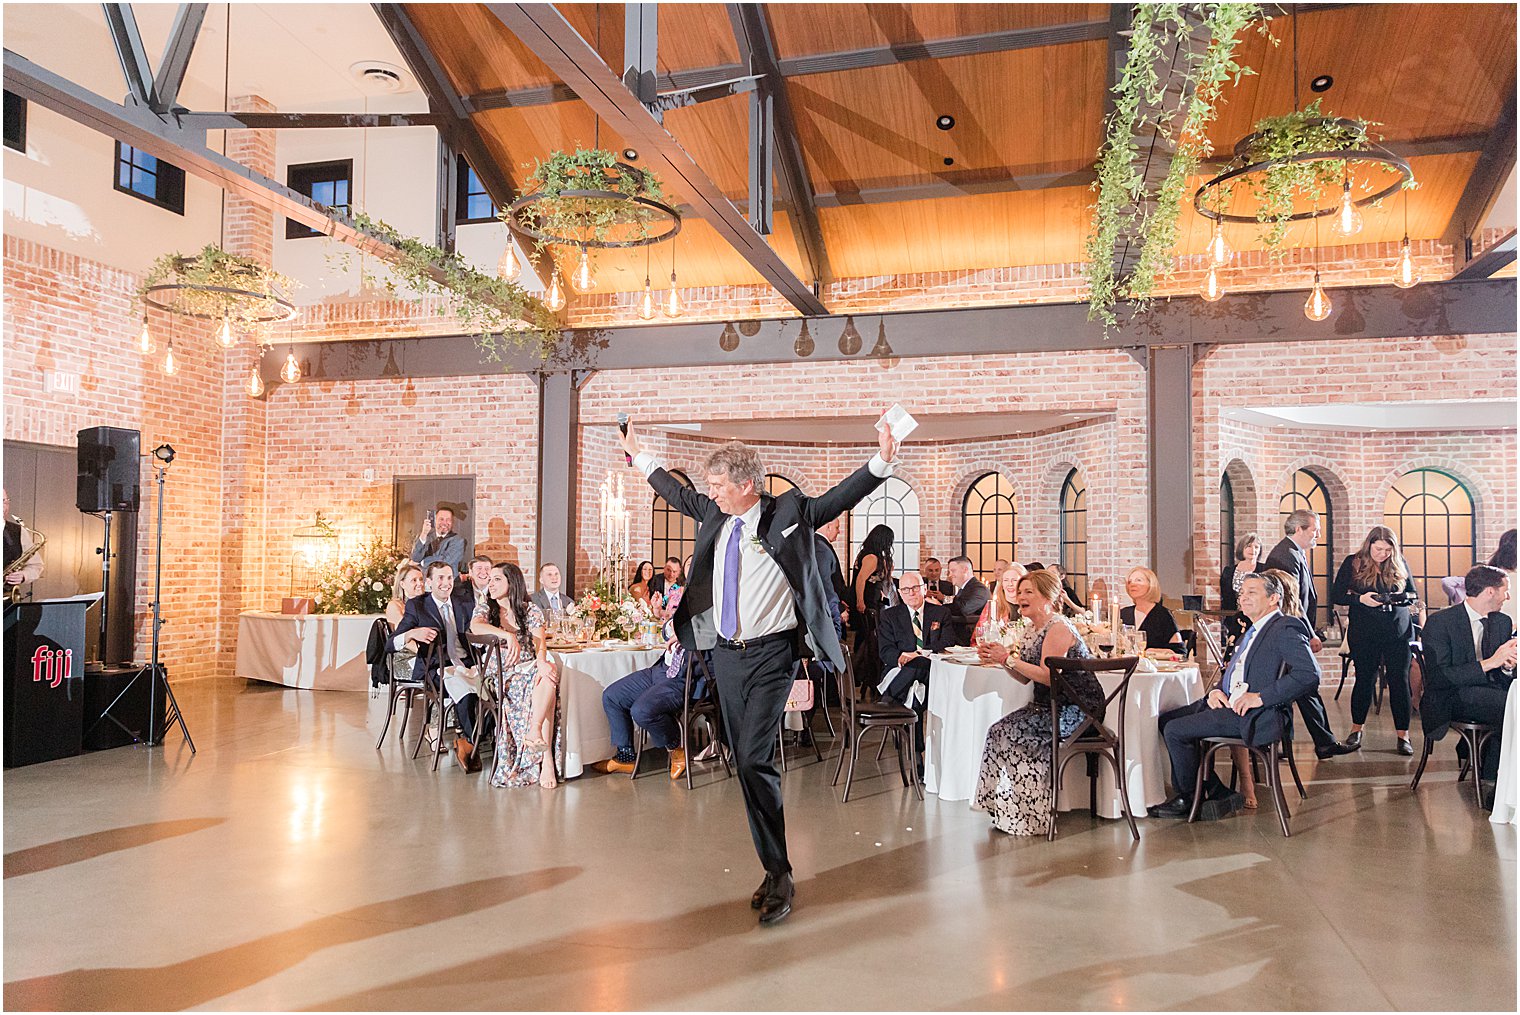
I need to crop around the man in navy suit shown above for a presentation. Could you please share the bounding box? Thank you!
[620,419,899,927]
[1150,572,1322,818]
[391,561,487,772]
[1420,565,1516,806]
[877,571,954,705]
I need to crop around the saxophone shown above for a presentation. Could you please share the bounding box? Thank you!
[5,517,45,605]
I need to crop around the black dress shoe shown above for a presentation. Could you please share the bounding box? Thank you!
[1397,737,1415,756]
[759,873,794,926]
[1198,791,1246,821]
[1343,730,1363,749]
[1480,779,1498,812]
[751,872,774,910]
[1316,741,1358,759]
[1149,795,1193,819]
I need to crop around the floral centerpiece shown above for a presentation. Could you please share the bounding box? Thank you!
[979,616,1034,656]
[311,535,409,615]
[564,577,656,640]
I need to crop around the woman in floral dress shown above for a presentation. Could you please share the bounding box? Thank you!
[471,562,561,789]
[972,569,1105,836]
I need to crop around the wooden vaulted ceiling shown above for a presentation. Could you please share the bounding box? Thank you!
[403,2,1516,295]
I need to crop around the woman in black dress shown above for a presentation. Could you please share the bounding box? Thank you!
[1333,525,1418,755]
[1119,566,1184,651]
[1219,533,1260,657]
[851,524,895,691]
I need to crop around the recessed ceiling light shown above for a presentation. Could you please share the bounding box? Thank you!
[935,114,955,131]
[350,61,408,93]
[622,148,639,161]
[1310,74,1333,92]
[943,157,955,166]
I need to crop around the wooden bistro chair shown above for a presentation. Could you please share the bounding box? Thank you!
[1410,720,1495,803]
[1045,656,1142,842]
[413,637,495,773]
[373,619,427,750]
[831,644,922,803]
[1188,667,1307,837]
[632,649,731,788]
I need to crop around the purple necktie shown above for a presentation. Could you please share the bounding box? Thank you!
[719,518,743,639]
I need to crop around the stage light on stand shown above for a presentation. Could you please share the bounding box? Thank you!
[280,348,301,384]
[138,315,155,354]
[1200,264,1224,302]
[1304,271,1332,321]
[214,317,236,349]
[162,339,177,376]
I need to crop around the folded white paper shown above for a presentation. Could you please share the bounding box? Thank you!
[875,403,918,441]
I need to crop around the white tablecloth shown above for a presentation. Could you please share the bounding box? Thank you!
[555,647,666,777]
[234,610,380,690]
[1491,679,1518,825]
[923,657,1205,818]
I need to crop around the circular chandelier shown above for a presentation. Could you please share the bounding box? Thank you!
[505,161,681,250]
[141,255,298,326]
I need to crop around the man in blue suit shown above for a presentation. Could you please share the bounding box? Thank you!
[1150,572,1322,818]
[391,561,487,772]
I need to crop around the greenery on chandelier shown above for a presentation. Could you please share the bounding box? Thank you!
[345,212,560,360]
[139,244,299,326]
[510,148,669,254]
[1084,3,1264,328]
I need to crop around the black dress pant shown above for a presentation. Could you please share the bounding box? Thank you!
[1294,689,1337,749]
[1349,634,1412,729]
[713,634,800,877]
[1158,699,1249,799]
[883,656,933,752]
[1452,683,1509,780]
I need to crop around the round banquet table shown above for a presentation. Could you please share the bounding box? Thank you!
[923,655,1205,818]
[553,645,666,778]
[234,610,380,690]
[1490,678,1517,826]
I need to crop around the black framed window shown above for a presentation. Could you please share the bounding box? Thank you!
[1280,469,1332,627]
[961,472,1016,582]
[286,159,352,238]
[113,142,185,214]
[849,476,919,577]
[1059,468,1088,604]
[456,155,496,224]
[764,474,797,497]
[4,90,25,152]
[1384,468,1476,607]
[651,469,696,571]
[1219,473,1236,573]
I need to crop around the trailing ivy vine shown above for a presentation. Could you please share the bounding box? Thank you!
[509,148,670,259]
[140,244,299,326]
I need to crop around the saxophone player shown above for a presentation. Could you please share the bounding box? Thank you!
[3,488,44,596]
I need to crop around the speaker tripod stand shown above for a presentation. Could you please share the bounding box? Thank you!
[88,449,194,752]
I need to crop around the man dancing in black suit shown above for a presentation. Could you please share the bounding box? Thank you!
[619,419,900,926]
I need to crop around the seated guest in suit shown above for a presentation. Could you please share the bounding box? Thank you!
[530,562,569,616]
[472,562,561,789]
[1333,526,1419,754]
[596,605,705,780]
[877,571,953,708]
[1120,566,1184,651]
[648,556,684,600]
[411,506,467,572]
[454,555,494,612]
[1150,573,1322,819]
[392,561,487,772]
[921,556,955,604]
[1421,565,1516,807]
[385,562,424,685]
[974,562,1026,638]
[945,555,991,646]
[629,560,656,604]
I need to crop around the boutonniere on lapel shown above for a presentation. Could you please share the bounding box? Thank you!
[929,621,941,631]
[748,532,765,553]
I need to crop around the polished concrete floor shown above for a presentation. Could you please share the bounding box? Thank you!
[3,678,1515,1011]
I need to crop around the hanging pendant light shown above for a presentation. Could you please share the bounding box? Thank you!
[215,317,236,349]
[137,315,155,354]
[544,271,566,312]
[1200,264,1225,302]
[1206,218,1232,266]
[1330,176,1363,238]
[280,347,302,383]
[570,246,596,293]
[246,356,265,397]
[161,339,177,376]
[1392,188,1418,289]
[1304,270,1332,321]
[664,273,683,318]
[637,276,657,320]
[497,240,520,281]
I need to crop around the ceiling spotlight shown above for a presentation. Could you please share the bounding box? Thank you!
[935,114,955,130]
[152,443,176,465]
[622,148,639,161]
[943,157,955,166]
[1310,74,1334,93]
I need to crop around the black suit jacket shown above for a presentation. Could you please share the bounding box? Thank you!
[1265,537,1319,632]
[876,601,953,671]
[1215,613,1322,746]
[647,461,887,670]
[392,592,478,683]
[1421,604,1514,738]
[948,578,991,646]
[814,535,850,610]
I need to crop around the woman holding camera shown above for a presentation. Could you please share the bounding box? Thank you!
[1332,525,1418,754]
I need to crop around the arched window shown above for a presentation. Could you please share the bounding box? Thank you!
[961,472,1017,581]
[764,474,797,497]
[1059,469,1088,604]
[1384,468,1476,607]
[1219,473,1236,572]
[1280,469,1331,627]
[849,475,919,578]
[651,469,696,571]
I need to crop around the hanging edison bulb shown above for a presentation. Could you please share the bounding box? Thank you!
[664,272,682,318]
[161,339,177,376]
[1206,219,1231,266]
[1200,264,1224,302]
[246,359,265,398]
[280,349,302,383]
[1304,271,1332,321]
[137,316,155,354]
[215,317,236,349]
[544,272,566,312]
[1330,178,1363,238]
[637,276,657,320]
[569,247,596,293]
[1393,235,1419,289]
[497,241,520,280]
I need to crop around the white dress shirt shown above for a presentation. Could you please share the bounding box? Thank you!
[434,594,469,667]
[1227,609,1279,704]
[1465,601,1488,661]
[542,588,564,613]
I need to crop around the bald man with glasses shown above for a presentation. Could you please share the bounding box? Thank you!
[877,571,953,712]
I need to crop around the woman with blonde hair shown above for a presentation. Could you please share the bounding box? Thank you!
[1119,566,1183,651]
[385,562,425,684]
[1332,525,1418,754]
[974,561,1027,639]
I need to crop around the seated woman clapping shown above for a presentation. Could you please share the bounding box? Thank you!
[471,562,561,790]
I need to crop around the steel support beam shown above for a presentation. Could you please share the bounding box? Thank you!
[259,278,1517,390]
[464,64,746,113]
[775,19,1111,77]
[492,3,826,315]
[537,371,584,595]
[150,3,207,113]
[648,74,761,114]
[1443,83,1517,271]
[101,3,153,105]
[748,86,773,233]
[1453,228,1517,280]
[436,134,458,252]
[1148,345,1195,592]
[623,3,658,105]
[175,110,446,130]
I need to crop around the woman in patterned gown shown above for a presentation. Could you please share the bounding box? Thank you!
[972,569,1105,836]
[471,562,561,789]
